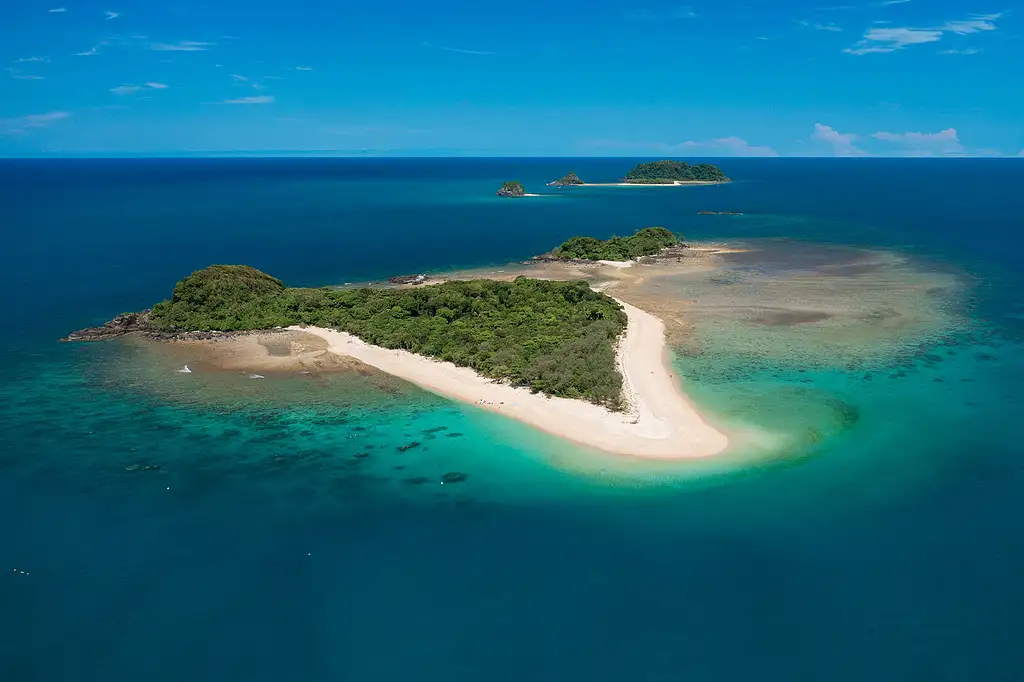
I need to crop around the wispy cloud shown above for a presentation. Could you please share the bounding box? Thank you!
[812,123,865,156]
[74,46,101,56]
[2,111,70,135]
[229,73,249,82]
[294,66,313,71]
[110,82,168,96]
[150,40,215,52]
[220,95,274,104]
[7,68,46,80]
[105,11,120,20]
[880,0,912,5]
[419,42,494,56]
[845,13,1001,55]
[675,6,698,19]
[14,57,49,63]
[872,128,964,155]
[48,7,68,12]
[802,20,843,32]
[940,47,980,55]
[582,135,777,157]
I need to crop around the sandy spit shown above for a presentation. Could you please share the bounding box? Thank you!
[289,300,728,458]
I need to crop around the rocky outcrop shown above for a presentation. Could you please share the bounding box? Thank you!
[62,310,258,343]
[496,181,525,197]
[387,274,427,285]
[547,172,584,186]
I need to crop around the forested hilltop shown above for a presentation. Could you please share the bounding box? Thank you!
[139,266,627,407]
[624,160,728,184]
[550,227,680,261]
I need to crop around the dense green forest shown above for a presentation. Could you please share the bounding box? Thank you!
[623,160,728,183]
[551,227,680,261]
[150,266,627,407]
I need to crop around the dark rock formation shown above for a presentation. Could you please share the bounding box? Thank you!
[496,181,525,197]
[441,472,468,484]
[388,274,427,285]
[397,441,422,452]
[548,172,584,186]
[697,211,744,216]
[62,310,262,343]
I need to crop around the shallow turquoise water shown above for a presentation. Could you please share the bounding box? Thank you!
[3,158,1024,680]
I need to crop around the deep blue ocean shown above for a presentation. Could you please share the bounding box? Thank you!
[2,158,1023,681]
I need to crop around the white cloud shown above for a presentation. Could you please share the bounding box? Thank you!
[942,13,1001,34]
[2,110,70,135]
[845,13,1001,55]
[105,11,120,20]
[110,84,144,96]
[676,136,780,157]
[881,0,912,5]
[49,7,68,12]
[674,7,698,19]
[940,47,980,55]
[229,74,249,81]
[812,123,865,156]
[294,66,313,71]
[111,82,169,96]
[8,69,46,80]
[74,47,100,56]
[221,95,274,104]
[872,128,964,155]
[801,20,843,32]
[14,57,49,63]
[419,42,494,55]
[845,27,942,54]
[150,40,215,52]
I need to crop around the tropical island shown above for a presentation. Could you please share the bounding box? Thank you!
[623,160,729,184]
[64,263,728,458]
[496,181,526,197]
[546,227,681,262]
[547,172,585,186]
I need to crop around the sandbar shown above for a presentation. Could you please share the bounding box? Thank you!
[289,299,728,458]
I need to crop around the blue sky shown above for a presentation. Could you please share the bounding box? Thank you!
[2,0,1021,157]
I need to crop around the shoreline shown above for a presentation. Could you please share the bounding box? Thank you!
[289,299,729,459]
[576,180,726,187]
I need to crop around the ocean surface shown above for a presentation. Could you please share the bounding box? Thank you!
[2,157,1023,681]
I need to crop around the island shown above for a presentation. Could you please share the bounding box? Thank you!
[547,172,585,186]
[496,181,526,197]
[623,160,729,185]
[545,227,681,262]
[697,211,743,216]
[64,263,728,458]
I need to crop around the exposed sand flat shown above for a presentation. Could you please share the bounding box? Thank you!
[289,299,729,458]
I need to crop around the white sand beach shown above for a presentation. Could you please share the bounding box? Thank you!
[580,181,725,187]
[290,299,729,458]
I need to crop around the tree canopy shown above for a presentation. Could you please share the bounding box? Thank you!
[623,160,728,183]
[551,227,680,261]
[150,266,628,407]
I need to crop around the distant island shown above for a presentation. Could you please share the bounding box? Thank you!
[623,160,729,185]
[547,172,585,186]
[697,210,743,216]
[496,181,526,197]
[547,227,681,262]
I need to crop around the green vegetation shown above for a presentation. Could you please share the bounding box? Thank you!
[497,181,526,197]
[150,266,627,407]
[549,172,584,186]
[623,160,728,184]
[551,227,680,261]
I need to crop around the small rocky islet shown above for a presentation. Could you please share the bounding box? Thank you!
[496,181,525,197]
[547,172,585,186]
